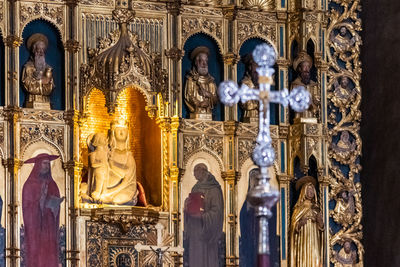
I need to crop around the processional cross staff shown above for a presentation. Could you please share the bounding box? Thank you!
[134,223,184,267]
[218,44,311,267]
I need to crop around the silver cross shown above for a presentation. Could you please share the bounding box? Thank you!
[218,43,311,265]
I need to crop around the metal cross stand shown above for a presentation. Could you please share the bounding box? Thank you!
[135,223,184,267]
[218,44,311,267]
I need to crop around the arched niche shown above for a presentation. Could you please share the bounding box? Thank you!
[307,39,318,83]
[20,19,65,110]
[180,151,225,265]
[0,31,4,106]
[19,140,67,266]
[80,87,162,206]
[182,33,224,121]
[237,159,279,267]
[237,37,279,125]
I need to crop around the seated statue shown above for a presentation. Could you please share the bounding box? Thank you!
[291,51,320,121]
[184,46,218,120]
[240,54,259,123]
[84,119,147,206]
[22,33,55,110]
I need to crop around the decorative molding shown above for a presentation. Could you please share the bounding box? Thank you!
[20,2,65,33]
[182,17,223,43]
[20,123,64,151]
[180,119,224,135]
[21,109,64,122]
[80,0,114,7]
[237,21,277,48]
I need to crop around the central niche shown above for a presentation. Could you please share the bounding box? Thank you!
[79,87,162,207]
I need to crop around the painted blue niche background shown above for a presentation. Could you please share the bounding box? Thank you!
[20,19,65,110]
[182,33,224,121]
[237,38,279,125]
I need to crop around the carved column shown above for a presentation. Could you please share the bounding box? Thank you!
[170,117,180,247]
[222,5,237,121]
[3,107,22,267]
[166,1,183,118]
[277,174,291,267]
[223,120,237,266]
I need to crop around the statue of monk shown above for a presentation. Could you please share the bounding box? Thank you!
[290,176,324,267]
[184,46,218,120]
[100,119,139,205]
[240,53,259,123]
[291,51,320,120]
[22,33,55,110]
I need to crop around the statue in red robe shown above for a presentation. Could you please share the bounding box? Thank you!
[22,153,64,267]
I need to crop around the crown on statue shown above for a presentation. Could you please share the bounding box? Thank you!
[110,118,129,129]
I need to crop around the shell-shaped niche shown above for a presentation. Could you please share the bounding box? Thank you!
[242,0,275,11]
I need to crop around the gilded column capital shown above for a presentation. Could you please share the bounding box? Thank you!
[221,170,237,181]
[166,1,182,16]
[223,52,240,65]
[2,158,24,170]
[64,39,81,54]
[314,53,329,70]
[157,117,172,131]
[170,116,180,130]
[276,59,291,67]
[4,35,23,48]
[165,47,185,61]
[62,160,83,173]
[63,110,80,126]
[224,120,238,135]
[3,106,22,123]
[277,174,292,183]
[279,125,289,138]
[222,5,237,21]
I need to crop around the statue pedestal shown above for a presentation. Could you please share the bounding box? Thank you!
[190,113,212,120]
[25,101,51,110]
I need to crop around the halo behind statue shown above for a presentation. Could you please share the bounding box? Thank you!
[295,175,317,191]
[190,46,210,60]
[27,33,49,51]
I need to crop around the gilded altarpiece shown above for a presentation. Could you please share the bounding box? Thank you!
[0,0,362,266]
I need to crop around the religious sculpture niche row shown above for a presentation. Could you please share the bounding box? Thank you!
[22,33,55,110]
[80,119,147,206]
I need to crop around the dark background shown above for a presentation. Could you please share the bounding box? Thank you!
[361,0,400,266]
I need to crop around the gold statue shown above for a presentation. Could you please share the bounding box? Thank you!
[184,46,218,120]
[22,33,55,110]
[333,190,355,226]
[330,26,358,52]
[334,239,358,267]
[240,54,259,123]
[332,76,356,108]
[291,51,320,121]
[290,176,324,267]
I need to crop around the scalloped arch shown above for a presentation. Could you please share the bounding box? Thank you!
[238,36,278,56]
[21,137,65,162]
[21,17,64,43]
[183,31,224,56]
[183,147,224,173]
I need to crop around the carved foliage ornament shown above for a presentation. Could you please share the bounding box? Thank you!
[20,123,64,151]
[20,3,64,30]
[327,0,363,264]
[238,21,276,48]
[182,17,222,43]
[183,134,223,161]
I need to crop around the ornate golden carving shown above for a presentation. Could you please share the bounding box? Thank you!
[238,138,256,168]
[242,0,275,11]
[223,52,240,65]
[4,35,23,48]
[165,47,185,61]
[328,0,363,264]
[221,5,237,21]
[64,39,80,54]
[182,17,222,43]
[20,123,64,150]
[80,0,114,6]
[180,119,224,135]
[21,109,64,122]
[90,209,159,233]
[183,134,223,159]
[20,3,64,30]
[238,21,277,47]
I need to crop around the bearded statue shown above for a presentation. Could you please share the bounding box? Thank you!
[22,33,55,110]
